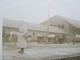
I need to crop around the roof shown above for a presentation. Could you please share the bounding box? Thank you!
[61,16,80,29]
[41,15,80,29]
[3,18,67,34]
[3,18,21,28]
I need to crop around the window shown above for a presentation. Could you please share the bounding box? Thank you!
[61,25,65,29]
[58,25,60,28]
[50,24,53,26]
[50,24,57,27]
[54,25,56,27]
[33,33,35,36]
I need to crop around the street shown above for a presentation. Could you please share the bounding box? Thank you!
[2,44,80,60]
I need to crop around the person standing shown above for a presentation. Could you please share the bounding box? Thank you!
[17,24,28,54]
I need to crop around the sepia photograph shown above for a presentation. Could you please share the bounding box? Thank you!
[1,0,80,60]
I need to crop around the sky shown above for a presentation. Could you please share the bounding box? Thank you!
[0,0,80,24]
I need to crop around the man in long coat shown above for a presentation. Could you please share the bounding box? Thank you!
[17,24,28,54]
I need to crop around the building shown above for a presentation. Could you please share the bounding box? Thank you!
[3,18,67,44]
[41,15,80,43]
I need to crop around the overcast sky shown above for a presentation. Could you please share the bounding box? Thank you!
[0,0,80,24]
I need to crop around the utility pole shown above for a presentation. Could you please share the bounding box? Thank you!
[47,5,50,43]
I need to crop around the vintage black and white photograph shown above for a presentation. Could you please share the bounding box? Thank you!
[1,0,80,60]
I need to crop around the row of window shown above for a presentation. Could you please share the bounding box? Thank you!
[50,24,65,29]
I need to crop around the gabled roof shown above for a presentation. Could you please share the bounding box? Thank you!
[61,16,80,29]
[3,18,67,34]
[41,15,80,29]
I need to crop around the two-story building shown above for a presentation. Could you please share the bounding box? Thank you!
[41,15,80,43]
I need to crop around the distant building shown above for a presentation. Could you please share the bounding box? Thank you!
[3,18,66,44]
[41,15,80,43]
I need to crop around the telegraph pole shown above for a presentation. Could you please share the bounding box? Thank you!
[47,5,50,43]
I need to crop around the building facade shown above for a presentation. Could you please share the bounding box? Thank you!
[3,18,67,44]
[41,15,80,43]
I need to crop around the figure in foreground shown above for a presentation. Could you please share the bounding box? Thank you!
[17,24,28,54]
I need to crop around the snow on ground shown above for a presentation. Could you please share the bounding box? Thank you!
[3,43,80,50]
[2,44,80,60]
